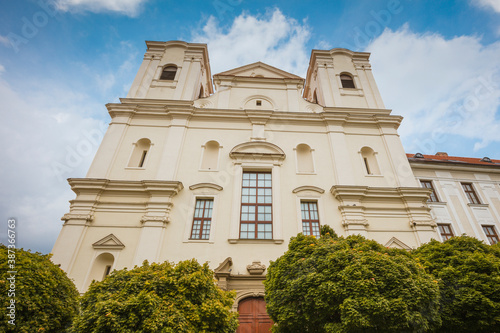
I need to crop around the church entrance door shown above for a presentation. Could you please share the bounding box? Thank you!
[236,297,273,333]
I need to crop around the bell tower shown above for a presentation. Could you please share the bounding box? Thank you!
[127,40,213,100]
[303,48,385,109]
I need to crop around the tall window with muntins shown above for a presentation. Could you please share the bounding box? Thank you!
[482,225,499,244]
[421,180,439,202]
[190,199,213,240]
[340,74,355,88]
[201,141,220,170]
[437,224,454,241]
[240,172,272,239]
[128,138,151,168]
[160,65,177,80]
[296,144,314,173]
[461,183,481,204]
[301,201,320,237]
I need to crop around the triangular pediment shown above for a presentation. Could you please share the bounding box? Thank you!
[215,62,303,80]
[384,237,411,251]
[93,234,125,249]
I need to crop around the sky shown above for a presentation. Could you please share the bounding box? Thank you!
[1,0,500,254]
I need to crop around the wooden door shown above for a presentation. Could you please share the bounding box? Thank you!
[237,297,273,333]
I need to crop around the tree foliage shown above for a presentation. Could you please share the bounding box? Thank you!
[413,236,500,332]
[71,259,238,333]
[265,228,441,332]
[0,245,80,333]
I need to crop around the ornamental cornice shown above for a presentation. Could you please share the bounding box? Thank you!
[244,109,274,125]
[67,178,183,196]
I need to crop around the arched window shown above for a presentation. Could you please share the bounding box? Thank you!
[160,65,177,80]
[296,144,314,173]
[201,141,220,170]
[88,253,114,283]
[128,138,151,168]
[360,147,380,175]
[199,85,204,98]
[340,73,355,89]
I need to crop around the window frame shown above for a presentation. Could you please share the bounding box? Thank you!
[461,182,481,204]
[420,180,440,202]
[482,225,499,244]
[340,73,356,89]
[159,65,177,81]
[184,192,220,243]
[437,223,454,241]
[189,198,214,240]
[125,138,153,169]
[239,171,273,240]
[300,201,321,237]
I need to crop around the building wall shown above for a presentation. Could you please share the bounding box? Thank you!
[411,163,500,243]
[52,41,441,293]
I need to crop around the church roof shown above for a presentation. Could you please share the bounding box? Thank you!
[214,61,303,80]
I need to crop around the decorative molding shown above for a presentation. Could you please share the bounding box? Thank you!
[189,183,223,191]
[214,257,233,291]
[292,186,325,194]
[331,185,436,232]
[228,239,284,244]
[61,213,94,223]
[229,141,285,164]
[214,61,303,80]
[246,261,266,275]
[140,215,169,224]
[233,290,266,311]
[384,237,411,250]
[92,234,125,250]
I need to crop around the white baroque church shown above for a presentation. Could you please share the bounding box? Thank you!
[52,40,500,331]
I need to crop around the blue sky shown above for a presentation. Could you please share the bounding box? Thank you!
[1,0,500,253]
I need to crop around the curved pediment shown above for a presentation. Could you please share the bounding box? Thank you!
[229,141,285,163]
[292,186,325,194]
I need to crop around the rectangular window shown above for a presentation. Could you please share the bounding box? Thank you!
[240,172,272,239]
[421,180,439,202]
[461,183,481,204]
[190,199,213,240]
[437,224,454,241]
[301,201,321,237]
[482,225,499,245]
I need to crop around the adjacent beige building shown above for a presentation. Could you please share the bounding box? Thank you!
[51,41,500,323]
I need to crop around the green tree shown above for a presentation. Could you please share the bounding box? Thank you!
[71,259,238,333]
[413,236,500,332]
[0,245,80,332]
[265,227,441,332]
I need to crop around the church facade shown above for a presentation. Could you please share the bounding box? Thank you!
[51,41,500,314]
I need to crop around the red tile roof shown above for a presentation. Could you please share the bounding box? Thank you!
[407,153,500,166]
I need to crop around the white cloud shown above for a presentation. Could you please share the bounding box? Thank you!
[0,64,5,73]
[192,9,311,77]
[0,35,10,47]
[0,43,139,254]
[55,0,147,16]
[0,77,107,253]
[472,0,500,13]
[367,25,500,155]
